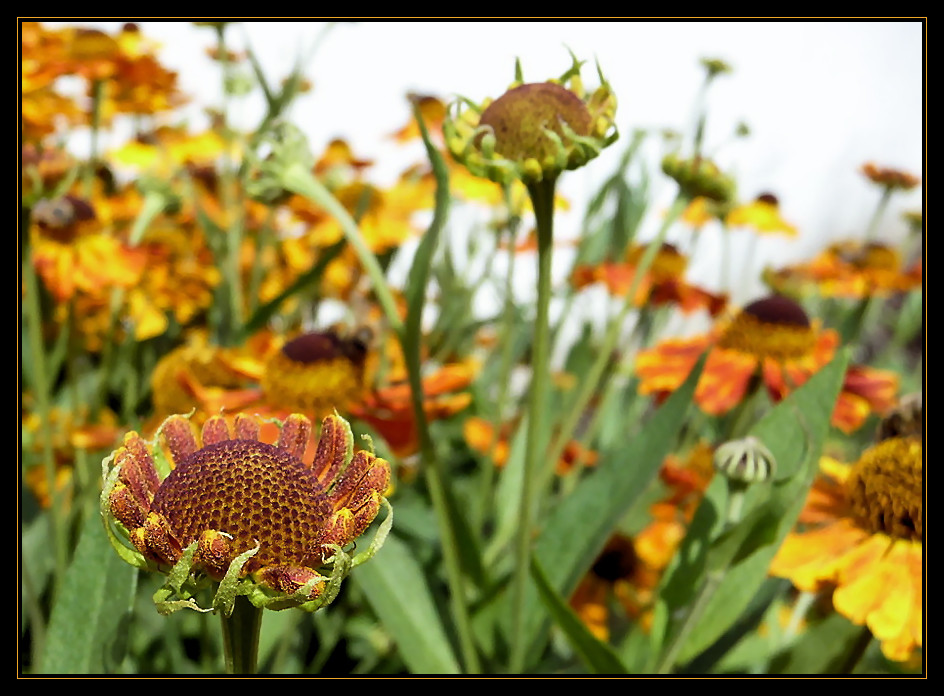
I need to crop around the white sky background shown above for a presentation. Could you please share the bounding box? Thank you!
[44,20,925,328]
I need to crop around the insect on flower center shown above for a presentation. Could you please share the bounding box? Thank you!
[845,437,923,541]
[262,331,367,416]
[717,295,816,362]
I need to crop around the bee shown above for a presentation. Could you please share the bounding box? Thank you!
[32,195,96,233]
[876,393,923,442]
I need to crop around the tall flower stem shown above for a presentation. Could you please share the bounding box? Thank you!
[214,23,245,345]
[864,187,893,242]
[281,164,404,336]
[541,194,690,494]
[509,176,556,673]
[22,208,67,598]
[220,595,263,674]
[475,186,520,531]
[83,78,104,198]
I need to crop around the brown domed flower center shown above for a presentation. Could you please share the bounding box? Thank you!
[717,295,816,362]
[845,437,922,541]
[479,82,593,168]
[153,439,328,569]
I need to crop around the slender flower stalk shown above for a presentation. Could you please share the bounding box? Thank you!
[282,164,404,336]
[399,107,481,673]
[542,194,690,493]
[22,207,68,598]
[220,595,263,674]
[509,176,556,672]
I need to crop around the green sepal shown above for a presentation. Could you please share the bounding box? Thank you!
[213,542,261,616]
[99,452,150,571]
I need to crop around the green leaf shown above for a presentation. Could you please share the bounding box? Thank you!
[39,509,138,674]
[352,533,461,674]
[518,354,706,664]
[530,557,629,674]
[768,611,868,675]
[653,349,851,668]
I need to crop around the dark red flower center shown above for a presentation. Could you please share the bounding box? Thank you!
[741,295,810,328]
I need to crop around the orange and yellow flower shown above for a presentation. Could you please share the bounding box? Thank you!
[860,162,921,192]
[29,195,147,302]
[350,362,475,458]
[682,193,798,237]
[634,294,897,432]
[764,240,922,299]
[569,534,662,640]
[571,243,728,317]
[770,435,923,662]
[570,442,716,639]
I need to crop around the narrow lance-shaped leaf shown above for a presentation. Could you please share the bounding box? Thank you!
[516,354,707,664]
[40,508,139,674]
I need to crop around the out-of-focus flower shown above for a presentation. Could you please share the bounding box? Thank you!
[463,416,598,476]
[30,195,147,302]
[571,442,716,639]
[21,144,75,205]
[634,294,898,432]
[350,362,475,458]
[113,225,222,340]
[726,193,798,237]
[569,534,662,640]
[770,433,923,662]
[150,330,268,421]
[662,154,736,204]
[444,55,617,185]
[571,242,728,317]
[764,241,922,299]
[22,406,123,507]
[861,162,921,192]
[681,192,796,236]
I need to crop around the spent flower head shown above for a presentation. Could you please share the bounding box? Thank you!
[444,53,618,186]
[101,411,391,615]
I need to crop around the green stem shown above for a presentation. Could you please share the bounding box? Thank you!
[838,625,874,674]
[475,188,520,531]
[781,590,817,645]
[220,595,263,675]
[508,177,556,673]
[398,109,480,674]
[656,476,746,674]
[542,194,690,494]
[282,164,404,336]
[656,568,724,674]
[83,78,104,198]
[864,187,893,243]
[22,208,67,599]
[214,23,245,345]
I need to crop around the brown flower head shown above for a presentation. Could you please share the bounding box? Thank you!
[444,54,617,185]
[101,412,391,613]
